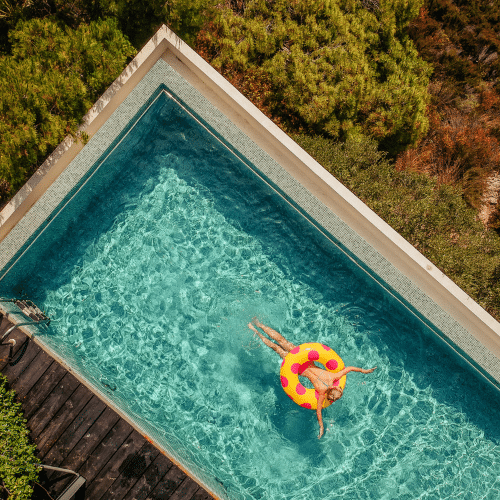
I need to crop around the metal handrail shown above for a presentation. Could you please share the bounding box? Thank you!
[0,299,51,366]
[38,464,86,500]
[1,321,39,342]
[0,298,50,341]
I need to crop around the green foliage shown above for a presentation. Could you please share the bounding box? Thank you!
[0,374,39,500]
[0,0,220,52]
[0,0,33,53]
[293,132,500,318]
[164,0,220,48]
[0,17,135,203]
[14,0,219,50]
[208,0,431,153]
[96,0,219,48]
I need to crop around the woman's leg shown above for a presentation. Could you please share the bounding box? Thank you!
[249,323,288,359]
[252,318,296,352]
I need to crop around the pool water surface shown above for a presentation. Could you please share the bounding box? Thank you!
[2,91,500,500]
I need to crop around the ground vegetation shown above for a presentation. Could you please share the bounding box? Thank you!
[0,17,135,206]
[398,0,500,229]
[0,374,39,500]
[0,0,222,207]
[0,0,218,52]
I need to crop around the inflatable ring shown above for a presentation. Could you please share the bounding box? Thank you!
[280,343,346,410]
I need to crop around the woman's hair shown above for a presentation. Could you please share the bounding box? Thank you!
[326,386,343,401]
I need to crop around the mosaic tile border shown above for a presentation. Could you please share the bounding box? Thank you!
[1,32,499,393]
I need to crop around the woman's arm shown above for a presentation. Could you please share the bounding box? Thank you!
[332,366,377,381]
[316,393,326,439]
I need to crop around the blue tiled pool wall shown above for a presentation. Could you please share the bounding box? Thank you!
[0,88,169,295]
[2,55,497,389]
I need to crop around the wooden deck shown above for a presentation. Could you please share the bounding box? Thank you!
[0,317,215,500]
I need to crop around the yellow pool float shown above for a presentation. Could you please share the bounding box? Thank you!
[280,342,346,410]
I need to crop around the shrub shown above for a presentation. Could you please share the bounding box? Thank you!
[0,0,220,53]
[396,107,500,196]
[293,133,500,319]
[203,0,431,154]
[402,2,500,219]
[0,374,39,500]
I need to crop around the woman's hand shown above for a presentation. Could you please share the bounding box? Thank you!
[361,367,377,374]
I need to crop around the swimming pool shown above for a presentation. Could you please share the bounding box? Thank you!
[2,86,500,500]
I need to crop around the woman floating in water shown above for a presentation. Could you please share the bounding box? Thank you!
[248,318,376,439]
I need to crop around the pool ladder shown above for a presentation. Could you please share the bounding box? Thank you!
[0,298,50,366]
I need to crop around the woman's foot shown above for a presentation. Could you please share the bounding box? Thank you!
[249,322,288,358]
[248,322,259,335]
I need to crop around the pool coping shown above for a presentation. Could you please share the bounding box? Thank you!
[1,22,500,497]
[2,25,500,381]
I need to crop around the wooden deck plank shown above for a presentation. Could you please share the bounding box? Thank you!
[47,417,135,499]
[1,337,40,382]
[21,361,68,420]
[27,371,80,440]
[74,418,134,483]
[36,383,94,457]
[42,395,107,466]
[122,454,174,500]
[169,476,202,500]
[9,349,54,399]
[147,463,188,500]
[0,315,10,340]
[191,489,216,500]
[86,429,145,500]
[102,441,160,500]
[60,406,121,472]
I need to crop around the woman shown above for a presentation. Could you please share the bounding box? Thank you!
[248,318,376,438]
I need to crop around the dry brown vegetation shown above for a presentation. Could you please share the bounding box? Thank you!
[398,3,500,229]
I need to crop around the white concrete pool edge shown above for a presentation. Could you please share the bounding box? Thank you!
[1,24,500,383]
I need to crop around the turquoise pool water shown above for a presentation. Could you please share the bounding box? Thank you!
[2,91,500,499]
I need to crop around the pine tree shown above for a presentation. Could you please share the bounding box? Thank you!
[0,18,135,204]
[207,0,431,153]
